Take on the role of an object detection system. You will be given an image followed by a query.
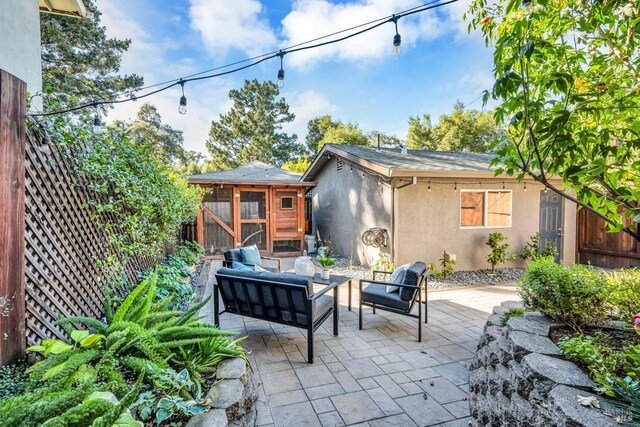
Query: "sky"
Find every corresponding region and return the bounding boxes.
[98,0,495,156]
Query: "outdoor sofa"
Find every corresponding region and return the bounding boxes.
[222,248,282,272]
[359,261,429,341]
[214,267,339,363]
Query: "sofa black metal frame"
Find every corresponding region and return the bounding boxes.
[214,268,339,363]
[222,248,282,272]
[358,262,429,342]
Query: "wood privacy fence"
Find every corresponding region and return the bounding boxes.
[577,209,640,269]
[1,70,166,364]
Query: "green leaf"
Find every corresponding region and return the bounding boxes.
[43,340,73,356]
[80,333,105,348]
[70,329,89,343]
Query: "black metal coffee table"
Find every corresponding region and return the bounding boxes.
[311,273,353,311]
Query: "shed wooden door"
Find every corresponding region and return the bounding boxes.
[271,189,303,254]
[238,189,268,251]
[539,190,563,262]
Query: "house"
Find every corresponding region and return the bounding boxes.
[1,0,90,110]
[301,144,577,271]
[188,161,315,257]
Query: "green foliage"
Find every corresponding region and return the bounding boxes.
[486,232,514,273]
[558,334,621,394]
[372,254,396,274]
[429,251,456,280]
[206,79,302,169]
[33,114,202,262]
[130,368,207,425]
[305,114,371,155]
[501,308,525,326]
[603,269,640,323]
[123,103,187,166]
[519,232,558,262]
[40,0,143,108]
[282,157,311,174]
[0,361,28,401]
[316,254,336,269]
[172,336,247,385]
[406,101,506,152]
[466,0,640,237]
[519,258,609,330]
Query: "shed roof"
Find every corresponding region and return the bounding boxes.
[302,144,498,180]
[188,160,310,186]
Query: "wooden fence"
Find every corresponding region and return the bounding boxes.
[577,209,640,268]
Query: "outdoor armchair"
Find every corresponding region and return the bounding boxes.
[214,267,339,363]
[359,262,429,342]
[222,248,282,272]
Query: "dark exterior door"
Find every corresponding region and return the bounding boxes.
[539,191,564,262]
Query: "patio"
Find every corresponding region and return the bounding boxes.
[198,260,520,427]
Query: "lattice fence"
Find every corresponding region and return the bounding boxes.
[24,126,159,345]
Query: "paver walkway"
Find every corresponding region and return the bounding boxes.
[198,261,520,427]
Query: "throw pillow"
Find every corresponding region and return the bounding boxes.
[386,263,410,293]
[240,245,262,267]
[231,261,253,271]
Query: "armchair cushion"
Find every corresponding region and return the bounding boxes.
[386,263,410,293]
[240,245,262,267]
[399,262,427,301]
[224,249,244,263]
[362,283,411,311]
[231,261,254,271]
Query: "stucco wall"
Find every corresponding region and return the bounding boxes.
[311,157,392,265]
[395,179,576,271]
[0,0,42,109]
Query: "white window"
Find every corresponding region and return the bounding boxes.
[460,190,512,228]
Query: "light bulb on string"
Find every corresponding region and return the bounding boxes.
[178,80,187,115]
[524,182,527,192]
[544,187,548,193]
[502,181,506,189]
[454,182,458,192]
[277,51,285,88]
[428,181,431,192]
[391,15,401,56]
[92,113,103,134]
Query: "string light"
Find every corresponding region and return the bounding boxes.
[391,15,402,55]
[454,182,458,192]
[502,181,506,189]
[92,113,102,134]
[524,181,527,192]
[178,80,187,115]
[544,187,548,193]
[30,0,460,118]
[428,181,431,192]
[277,51,285,88]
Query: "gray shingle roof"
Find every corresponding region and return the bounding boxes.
[188,161,302,183]
[329,144,495,172]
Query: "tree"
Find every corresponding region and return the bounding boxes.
[124,104,186,165]
[406,102,505,151]
[305,115,371,154]
[365,131,405,148]
[406,114,435,149]
[466,0,640,238]
[40,0,143,106]
[282,157,311,174]
[206,79,302,170]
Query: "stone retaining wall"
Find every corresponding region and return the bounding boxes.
[187,357,258,427]
[468,301,622,427]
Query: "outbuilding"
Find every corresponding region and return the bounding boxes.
[301,144,577,270]
[189,161,315,258]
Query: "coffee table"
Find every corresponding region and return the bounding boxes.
[311,273,353,311]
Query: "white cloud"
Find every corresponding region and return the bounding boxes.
[188,0,277,56]
[280,0,445,69]
[282,90,338,138]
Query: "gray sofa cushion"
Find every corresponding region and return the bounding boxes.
[215,268,321,327]
[399,262,427,301]
[362,283,411,311]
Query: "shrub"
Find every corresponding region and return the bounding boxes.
[518,258,609,330]
[486,232,514,273]
[429,251,456,280]
[603,269,640,323]
[519,232,558,262]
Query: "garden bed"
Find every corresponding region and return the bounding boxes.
[329,257,522,289]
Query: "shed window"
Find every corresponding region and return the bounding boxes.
[460,190,512,228]
[281,197,294,209]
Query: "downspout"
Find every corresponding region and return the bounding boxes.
[391,177,417,264]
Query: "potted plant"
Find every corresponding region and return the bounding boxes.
[316,254,335,280]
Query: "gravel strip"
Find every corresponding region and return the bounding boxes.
[328,257,523,290]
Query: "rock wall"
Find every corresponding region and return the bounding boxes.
[187,357,258,427]
[468,302,622,427]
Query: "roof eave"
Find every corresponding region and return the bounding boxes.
[302,144,392,181]
[188,179,315,187]
[39,0,92,19]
